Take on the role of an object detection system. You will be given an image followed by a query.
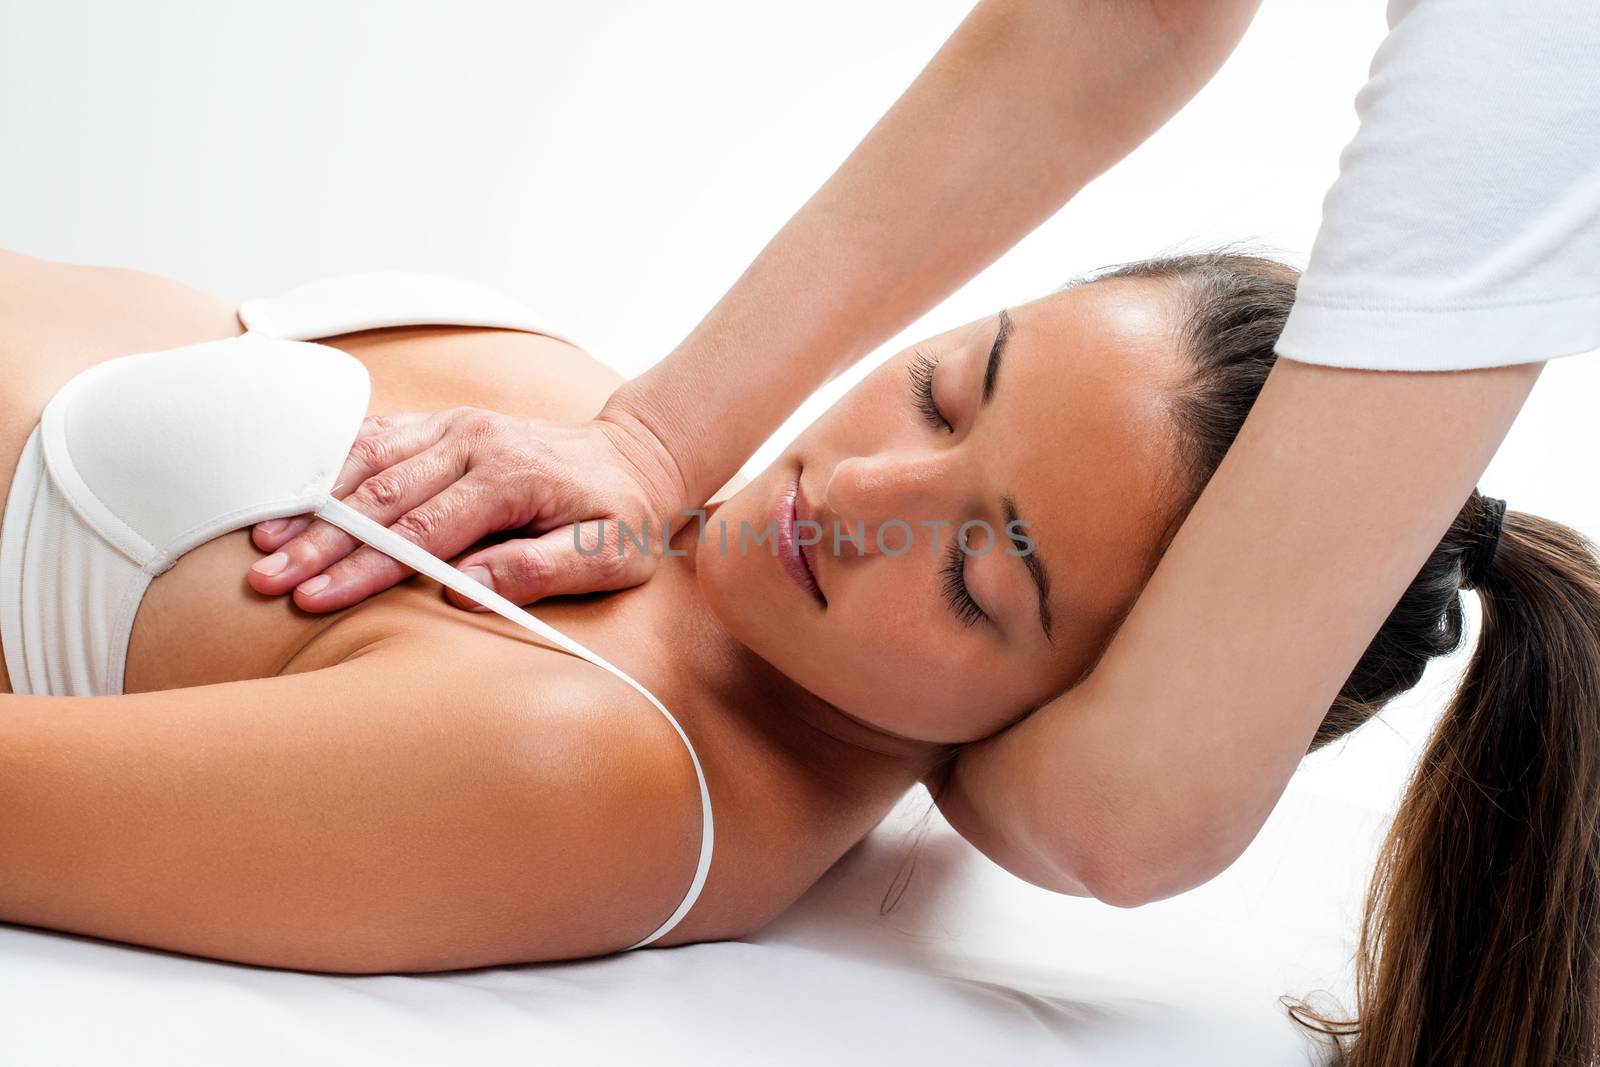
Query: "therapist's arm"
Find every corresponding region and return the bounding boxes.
[602,0,1262,511]
[255,0,1262,611]
[935,355,1545,905]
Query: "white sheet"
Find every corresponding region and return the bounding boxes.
[0,779,1382,1066]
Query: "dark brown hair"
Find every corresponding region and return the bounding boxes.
[1092,246,1600,1067]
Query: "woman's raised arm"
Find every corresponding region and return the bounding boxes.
[937,356,1545,904]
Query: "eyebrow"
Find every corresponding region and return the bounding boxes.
[981,308,1013,405]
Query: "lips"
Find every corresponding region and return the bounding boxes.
[773,469,826,607]
[793,481,825,592]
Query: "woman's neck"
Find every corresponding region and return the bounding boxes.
[655,505,950,792]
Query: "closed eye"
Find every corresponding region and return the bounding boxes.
[907,348,952,433]
[939,536,988,628]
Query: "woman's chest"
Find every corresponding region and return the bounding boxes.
[119,326,625,693]
[0,254,621,694]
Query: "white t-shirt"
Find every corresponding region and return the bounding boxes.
[1273,0,1600,372]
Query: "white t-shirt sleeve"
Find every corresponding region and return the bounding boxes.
[1274,0,1600,372]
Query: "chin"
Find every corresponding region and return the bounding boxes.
[693,532,785,663]
[692,534,743,633]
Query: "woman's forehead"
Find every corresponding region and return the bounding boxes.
[979,280,1189,657]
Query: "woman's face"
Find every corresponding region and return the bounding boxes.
[697,278,1189,744]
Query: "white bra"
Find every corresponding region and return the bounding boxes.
[0,270,713,951]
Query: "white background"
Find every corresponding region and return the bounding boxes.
[4,0,1597,820]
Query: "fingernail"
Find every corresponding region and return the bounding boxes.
[298,575,331,596]
[252,551,289,576]
[258,519,287,538]
[461,566,494,611]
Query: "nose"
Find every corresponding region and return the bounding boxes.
[821,448,953,555]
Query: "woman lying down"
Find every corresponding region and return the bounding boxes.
[3,247,1598,1051]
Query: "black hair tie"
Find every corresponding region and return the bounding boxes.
[1461,496,1507,592]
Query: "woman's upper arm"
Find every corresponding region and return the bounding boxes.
[938,354,1545,905]
[0,643,698,972]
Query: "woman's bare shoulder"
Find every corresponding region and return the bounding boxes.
[359,630,715,956]
[422,631,702,814]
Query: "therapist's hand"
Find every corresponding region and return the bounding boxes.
[245,406,690,612]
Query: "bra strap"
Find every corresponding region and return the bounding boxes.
[314,496,713,951]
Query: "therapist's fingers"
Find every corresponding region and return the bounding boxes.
[251,513,314,551]
[251,412,439,552]
[289,477,506,613]
[248,444,474,602]
[443,521,656,610]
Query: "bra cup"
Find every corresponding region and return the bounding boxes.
[41,334,371,567]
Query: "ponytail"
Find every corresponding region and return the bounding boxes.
[1296,505,1600,1067]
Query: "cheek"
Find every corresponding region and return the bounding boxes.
[699,525,1053,744]
[814,580,1031,742]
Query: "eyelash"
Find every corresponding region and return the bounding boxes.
[908,349,984,626]
[906,348,952,433]
[939,536,988,628]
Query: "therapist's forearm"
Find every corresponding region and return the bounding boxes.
[601,0,1261,507]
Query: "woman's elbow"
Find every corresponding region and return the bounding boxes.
[1058,814,1249,909]
[1077,859,1191,909]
